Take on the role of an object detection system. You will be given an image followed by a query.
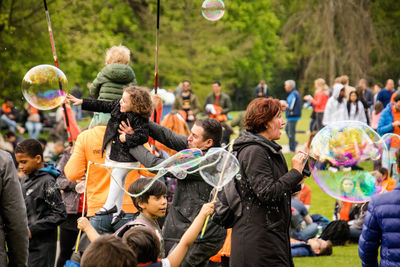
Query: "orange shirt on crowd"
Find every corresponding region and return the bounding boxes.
[299,184,312,207]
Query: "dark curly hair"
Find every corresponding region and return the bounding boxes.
[244,97,282,134]
[124,85,153,118]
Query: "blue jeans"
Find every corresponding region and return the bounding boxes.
[292,222,318,241]
[89,213,135,234]
[25,121,42,139]
[0,114,18,132]
[285,120,298,152]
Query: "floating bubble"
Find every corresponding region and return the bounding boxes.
[381,133,400,182]
[201,0,225,21]
[199,147,240,190]
[310,121,388,203]
[21,64,68,110]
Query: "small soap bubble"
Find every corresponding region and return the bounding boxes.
[21,64,68,110]
[201,0,225,21]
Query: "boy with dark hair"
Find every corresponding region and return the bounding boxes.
[15,138,66,267]
[81,234,137,267]
[291,237,333,257]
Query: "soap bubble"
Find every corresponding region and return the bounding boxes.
[202,0,225,21]
[310,121,388,203]
[199,147,240,190]
[21,64,68,110]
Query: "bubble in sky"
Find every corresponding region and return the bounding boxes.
[202,0,225,21]
[310,121,388,203]
[21,64,68,110]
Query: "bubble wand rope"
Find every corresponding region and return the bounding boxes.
[200,141,234,238]
[43,0,73,147]
[74,161,90,253]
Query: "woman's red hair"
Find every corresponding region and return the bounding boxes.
[244,97,282,134]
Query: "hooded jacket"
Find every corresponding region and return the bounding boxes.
[21,164,66,240]
[230,131,303,267]
[323,84,349,126]
[89,63,137,101]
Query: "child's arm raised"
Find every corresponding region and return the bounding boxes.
[167,202,215,267]
[77,217,100,242]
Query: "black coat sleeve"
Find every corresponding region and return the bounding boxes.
[0,152,29,267]
[82,98,116,113]
[125,116,150,148]
[239,145,303,205]
[148,121,188,151]
[129,145,165,168]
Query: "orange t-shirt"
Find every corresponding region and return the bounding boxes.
[391,105,400,147]
[210,228,232,262]
[299,184,312,206]
[383,177,396,192]
[65,126,152,217]
[339,202,352,221]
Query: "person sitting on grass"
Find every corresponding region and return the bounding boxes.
[80,234,137,267]
[291,237,333,257]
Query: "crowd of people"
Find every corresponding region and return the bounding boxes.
[0,44,400,267]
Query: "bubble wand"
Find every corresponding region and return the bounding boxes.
[200,141,234,238]
[43,0,73,147]
[74,161,90,254]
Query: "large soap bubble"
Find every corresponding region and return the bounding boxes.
[21,64,68,110]
[310,121,388,203]
[201,0,225,21]
[199,147,240,190]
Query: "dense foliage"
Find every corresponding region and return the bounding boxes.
[1,0,399,109]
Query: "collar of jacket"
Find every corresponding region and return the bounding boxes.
[233,130,282,154]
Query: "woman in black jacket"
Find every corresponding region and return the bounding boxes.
[230,98,306,267]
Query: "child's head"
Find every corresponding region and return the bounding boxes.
[15,139,44,175]
[105,45,130,65]
[53,140,65,155]
[37,138,47,151]
[4,130,16,142]
[81,234,137,267]
[374,101,384,114]
[122,226,160,264]
[128,178,167,218]
[349,91,358,103]
[307,237,333,256]
[120,85,153,118]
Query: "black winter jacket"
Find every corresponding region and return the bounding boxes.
[82,98,149,162]
[21,165,66,241]
[129,122,227,243]
[230,131,303,267]
[0,150,29,267]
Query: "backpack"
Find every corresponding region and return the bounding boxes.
[319,220,350,245]
[211,150,243,229]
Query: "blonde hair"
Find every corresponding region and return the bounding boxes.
[105,45,130,65]
[315,78,329,92]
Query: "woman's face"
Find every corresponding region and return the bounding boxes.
[342,179,355,194]
[266,112,286,140]
[350,92,357,103]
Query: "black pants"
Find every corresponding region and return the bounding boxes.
[56,214,80,267]
[29,236,57,267]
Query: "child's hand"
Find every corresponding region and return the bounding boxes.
[66,94,83,106]
[200,201,215,217]
[77,217,91,232]
[119,132,126,143]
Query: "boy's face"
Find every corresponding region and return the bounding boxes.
[139,195,167,220]
[15,153,42,176]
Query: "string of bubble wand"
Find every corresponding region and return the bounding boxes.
[74,161,90,253]
[200,141,234,238]
[43,0,73,146]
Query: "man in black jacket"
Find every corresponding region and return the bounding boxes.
[120,118,227,267]
[15,139,66,267]
[0,150,29,267]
